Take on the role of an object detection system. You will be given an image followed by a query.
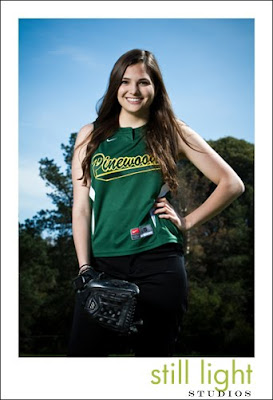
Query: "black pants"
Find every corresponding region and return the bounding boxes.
[68,243,188,357]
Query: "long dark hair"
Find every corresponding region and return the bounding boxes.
[78,49,190,192]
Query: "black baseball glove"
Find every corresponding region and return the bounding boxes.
[73,267,140,335]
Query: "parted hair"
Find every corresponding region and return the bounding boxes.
[77,49,190,192]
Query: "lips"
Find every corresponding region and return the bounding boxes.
[126,97,142,104]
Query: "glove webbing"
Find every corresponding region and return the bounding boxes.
[84,287,138,333]
[73,268,140,334]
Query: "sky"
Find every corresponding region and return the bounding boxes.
[19,18,254,222]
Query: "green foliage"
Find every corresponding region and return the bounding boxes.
[19,226,57,350]
[19,134,78,355]
[19,134,254,356]
[176,136,254,356]
[36,132,77,236]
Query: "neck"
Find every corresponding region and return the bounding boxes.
[119,110,149,128]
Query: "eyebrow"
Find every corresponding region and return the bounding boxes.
[122,77,151,82]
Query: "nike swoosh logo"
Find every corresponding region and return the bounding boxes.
[106,137,117,142]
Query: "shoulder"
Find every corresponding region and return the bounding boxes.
[176,119,195,139]
[175,119,216,160]
[175,119,199,157]
[73,123,94,163]
[76,123,94,143]
[74,123,94,152]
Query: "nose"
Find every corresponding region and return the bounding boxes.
[129,82,140,95]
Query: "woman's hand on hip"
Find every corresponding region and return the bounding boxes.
[153,197,187,232]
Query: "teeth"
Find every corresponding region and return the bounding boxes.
[127,98,141,102]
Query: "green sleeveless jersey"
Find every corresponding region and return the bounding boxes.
[89,124,183,257]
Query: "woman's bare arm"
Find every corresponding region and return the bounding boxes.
[71,123,94,268]
[154,123,245,231]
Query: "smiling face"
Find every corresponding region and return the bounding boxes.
[117,62,155,121]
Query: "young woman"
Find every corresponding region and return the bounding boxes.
[68,49,245,357]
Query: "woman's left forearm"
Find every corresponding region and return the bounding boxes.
[183,178,245,231]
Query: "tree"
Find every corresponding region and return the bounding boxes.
[19,133,78,355]
[175,137,254,356]
[19,134,254,356]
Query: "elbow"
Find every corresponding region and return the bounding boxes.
[237,179,245,196]
[72,204,91,219]
[228,176,245,198]
[219,174,245,199]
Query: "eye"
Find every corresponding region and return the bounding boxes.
[120,80,129,85]
[139,80,150,86]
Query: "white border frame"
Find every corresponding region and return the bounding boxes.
[1,2,272,399]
